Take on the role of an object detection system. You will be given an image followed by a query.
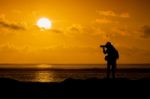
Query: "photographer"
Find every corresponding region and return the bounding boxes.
[100,42,119,79]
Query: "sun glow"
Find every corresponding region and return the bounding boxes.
[37,18,52,29]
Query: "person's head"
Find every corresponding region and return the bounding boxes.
[105,42,112,48]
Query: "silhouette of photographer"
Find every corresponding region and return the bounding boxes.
[100,42,119,79]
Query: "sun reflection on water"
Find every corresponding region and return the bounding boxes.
[36,64,53,68]
[34,71,54,82]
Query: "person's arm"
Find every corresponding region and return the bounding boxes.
[103,47,107,54]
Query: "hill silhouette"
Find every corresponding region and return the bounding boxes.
[0,78,149,98]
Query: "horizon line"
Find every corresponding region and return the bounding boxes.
[0,63,150,65]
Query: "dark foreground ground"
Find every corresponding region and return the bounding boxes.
[0,78,149,98]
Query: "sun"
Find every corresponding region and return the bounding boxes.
[37,18,52,30]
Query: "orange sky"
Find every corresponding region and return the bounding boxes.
[0,0,150,64]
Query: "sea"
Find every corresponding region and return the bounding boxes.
[0,64,150,82]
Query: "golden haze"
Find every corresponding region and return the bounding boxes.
[0,0,150,64]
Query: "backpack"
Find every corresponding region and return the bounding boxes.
[114,49,119,59]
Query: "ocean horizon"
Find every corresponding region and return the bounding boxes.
[0,64,150,69]
[0,64,150,82]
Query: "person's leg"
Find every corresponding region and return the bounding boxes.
[112,61,117,79]
[107,63,111,79]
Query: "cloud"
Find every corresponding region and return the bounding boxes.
[70,27,80,32]
[0,43,20,55]
[120,13,130,18]
[67,24,82,34]
[141,25,150,38]
[98,10,130,18]
[50,29,63,34]
[67,24,99,37]
[0,21,25,30]
[95,18,112,24]
[98,10,116,17]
